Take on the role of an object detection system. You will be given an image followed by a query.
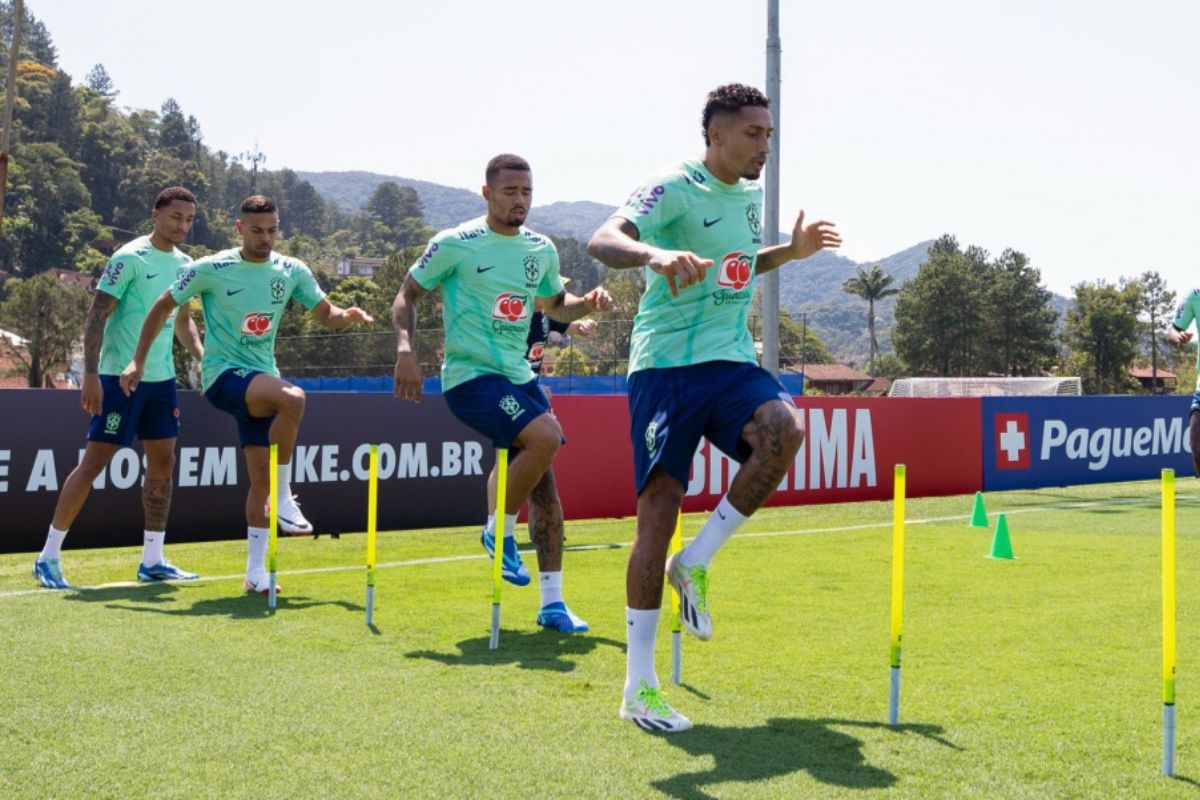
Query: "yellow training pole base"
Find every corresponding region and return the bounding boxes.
[268,443,279,610]
[490,447,508,650]
[670,510,683,684]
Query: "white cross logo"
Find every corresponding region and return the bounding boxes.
[999,420,1026,462]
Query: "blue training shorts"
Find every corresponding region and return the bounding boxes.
[205,368,273,447]
[444,374,553,449]
[86,376,179,447]
[627,360,796,494]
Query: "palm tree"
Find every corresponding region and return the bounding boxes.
[842,265,899,375]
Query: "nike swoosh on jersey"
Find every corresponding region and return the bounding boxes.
[226,289,245,296]
[476,265,496,273]
[146,273,159,279]
[703,218,722,227]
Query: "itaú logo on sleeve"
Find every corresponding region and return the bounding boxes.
[240,311,275,337]
[491,292,530,333]
[994,413,1030,470]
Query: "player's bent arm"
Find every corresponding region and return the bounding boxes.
[120,291,180,395]
[1167,325,1194,348]
[756,211,842,275]
[172,303,203,360]
[311,298,375,331]
[587,218,653,269]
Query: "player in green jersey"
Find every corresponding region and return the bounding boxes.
[122,196,374,594]
[33,187,204,590]
[1167,288,1200,476]
[393,154,612,631]
[588,84,842,731]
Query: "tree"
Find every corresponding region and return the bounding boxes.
[773,310,831,367]
[842,264,898,375]
[1130,270,1177,393]
[1063,280,1141,394]
[0,273,89,386]
[893,236,980,376]
[981,249,1058,375]
[158,98,193,161]
[84,63,117,98]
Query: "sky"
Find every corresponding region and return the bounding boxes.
[30,0,1200,297]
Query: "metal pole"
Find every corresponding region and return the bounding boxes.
[761,0,782,375]
[0,0,25,236]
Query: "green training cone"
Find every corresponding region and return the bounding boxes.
[969,491,989,528]
[988,513,1015,559]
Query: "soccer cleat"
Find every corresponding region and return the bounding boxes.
[243,573,281,595]
[480,529,531,586]
[620,680,693,733]
[666,553,713,640]
[536,601,589,633]
[273,495,313,536]
[33,559,70,590]
[136,560,199,582]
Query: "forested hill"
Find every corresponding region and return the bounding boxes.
[297,170,614,242]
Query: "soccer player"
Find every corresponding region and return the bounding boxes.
[393,154,612,632]
[483,291,600,537]
[587,84,842,731]
[121,195,374,594]
[1167,288,1200,476]
[33,187,203,590]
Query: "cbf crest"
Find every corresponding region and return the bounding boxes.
[105,412,122,435]
[523,255,540,283]
[499,394,524,420]
[270,277,286,302]
[745,203,762,237]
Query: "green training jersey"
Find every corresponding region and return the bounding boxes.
[612,159,764,374]
[410,217,564,391]
[170,248,325,391]
[1172,287,1200,391]
[96,235,191,381]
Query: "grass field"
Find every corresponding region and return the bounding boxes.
[2,479,1199,799]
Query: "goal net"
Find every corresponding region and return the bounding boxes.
[888,376,1082,397]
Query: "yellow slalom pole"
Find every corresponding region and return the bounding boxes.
[268,443,279,610]
[489,448,508,650]
[670,509,683,684]
[365,444,379,628]
[1162,468,1177,776]
[888,463,906,726]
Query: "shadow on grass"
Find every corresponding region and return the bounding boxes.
[651,718,959,799]
[63,583,363,620]
[406,628,624,672]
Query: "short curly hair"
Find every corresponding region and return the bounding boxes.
[701,83,770,145]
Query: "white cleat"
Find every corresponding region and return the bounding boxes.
[620,680,693,733]
[243,573,281,595]
[271,494,313,536]
[666,553,713,641]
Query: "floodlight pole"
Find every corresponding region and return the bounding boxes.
[762,0,782,375]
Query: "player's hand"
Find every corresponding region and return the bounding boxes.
[1167,327,1193,349]
[343,307,375,326]
[788,211,842,260]
[119,361,143,397]
[648,249,713,297]
[570,319,599,339]
[393,351,423,404]
[583,287,614,313]
[80,374,103,415]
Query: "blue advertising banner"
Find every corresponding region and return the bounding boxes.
[982,396,1195,490]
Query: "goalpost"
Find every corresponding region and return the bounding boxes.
[888,377,1082,397]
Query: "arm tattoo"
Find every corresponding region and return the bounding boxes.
[83,293,118,374]
[588,220,650,269]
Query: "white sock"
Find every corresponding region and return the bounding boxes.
[277,461,293,504]
[40,526,68,561]
[247,526,268,576]
[682,495,747,568]
[539,571,563,607]
[142,530,165,567]
[624,607,661,698]
[502,513,518,540]
[484,514,496,536]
